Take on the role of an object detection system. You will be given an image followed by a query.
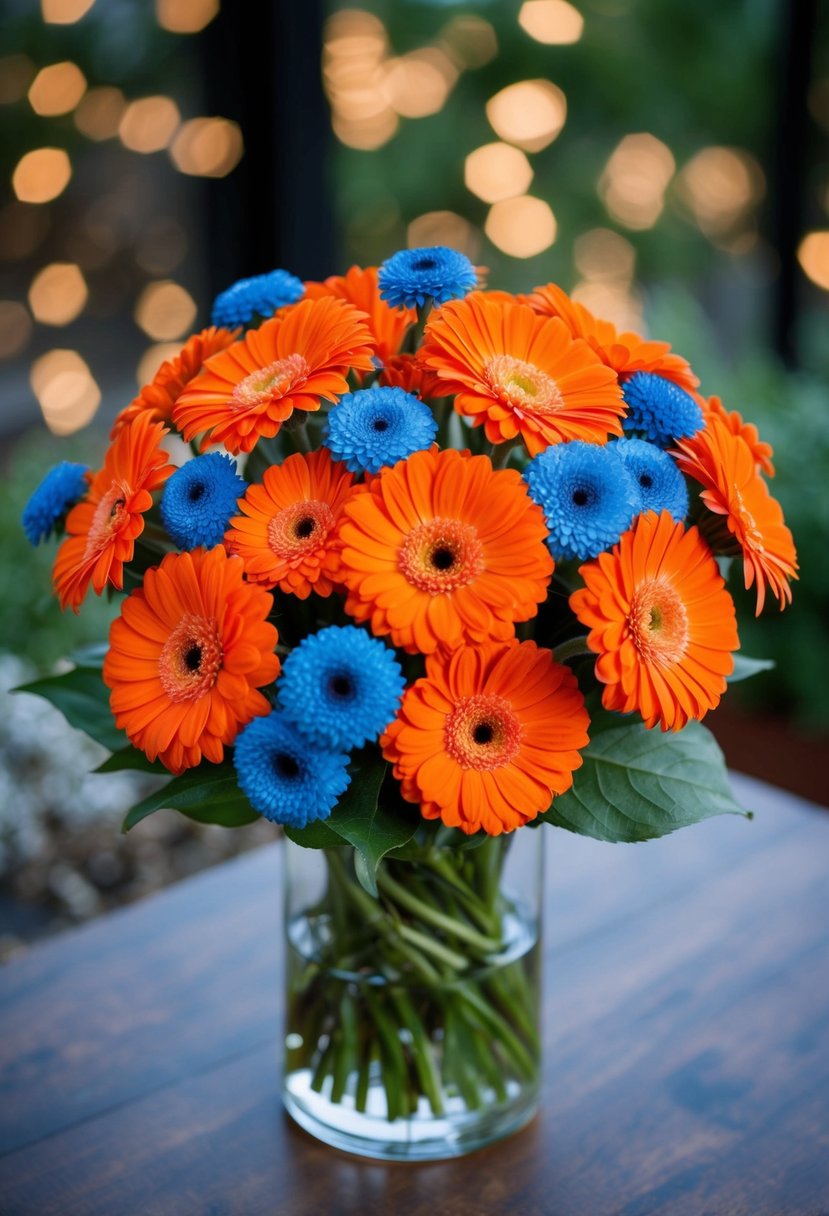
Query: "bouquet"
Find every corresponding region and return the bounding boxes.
[20,247,798,1157]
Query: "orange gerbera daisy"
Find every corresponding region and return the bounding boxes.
[304,265,415,366]
[111,326,240,437]
[702,395,775,477]
[381,640,590,835]
[420,292,625,456]
[226,449,356,598]
[527,283,699,394]
[337,446,553,654]
[570,510,740,731]
[378,353,448,399]
[172,296,375,454]
[673,415,797,614]
[53,414,174,612]
[103,546,280,775]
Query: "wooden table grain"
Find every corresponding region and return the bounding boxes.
[1,772,828,1216]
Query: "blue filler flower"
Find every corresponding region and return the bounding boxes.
[279,625,405,751]
[211,269,304,328]
[234,711,351,828]
[324,386,437,474]
[524,441,638,562]
[160,453,246,550]
[378,246,477,309]
[22,461,89,545]
[622,371,703,447]
[612,437,689,522]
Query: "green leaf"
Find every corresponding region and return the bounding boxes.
[545,719,748,843]
[324,752,417,896]
[95,747,169,775]
[284,820,344,849]
[727,654,775,682]
[68,641,109,669]
[13,667,124,753]
[122,763,259,832]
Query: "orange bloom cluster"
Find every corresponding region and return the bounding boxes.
[702,395,775,478]
[420,292,625,455]
[382,640,589,834]
[571,511,739,731]
[103,546,279,774]
[111,327,239,437]
[673,415,797,614]
[337,446,553,654]
[53,413,174,612]
[227,449,355,599]
[303,265,415,367]
[173,296,375,454]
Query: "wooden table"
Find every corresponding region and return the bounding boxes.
[1,773,828,1216]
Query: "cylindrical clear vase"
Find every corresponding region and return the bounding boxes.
[281,827,543,1161]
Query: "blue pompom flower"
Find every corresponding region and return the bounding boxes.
[211,269,304,328]
[279,625,405,751]
[622,372,703,446]
[524,441,638,561]
[378,246,477,309]
[233,711,351,828]
[324,386,438,474]
[22,461,89,545]
[160,453,246,550]
[612,437,689,522]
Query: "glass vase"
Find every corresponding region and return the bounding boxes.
[281,826,543,1161]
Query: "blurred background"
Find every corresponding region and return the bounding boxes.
[1,0,827,951]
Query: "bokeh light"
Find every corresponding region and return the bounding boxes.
[0,301,33,360]
[119,96,180,153]
[599,133,675,230]
[74,86,126,140]
[155,0,218,34]
[797,231,829,291]
[384,49,456,119]
[573,228,636,282]
[518,0,584,45]
[678,146,765,236]
[465,142,534,204]
[30,349,101,434]
[28,62,87,117]
[12,149,72,205]
[486,80,567,153]
[169,118,244,176]
[28,263,88,326]
[440,15,498,69]
[0,55,35,104]
[0,203,50,261]
[407,211,479,260]
[485,196,557,258]
[324,9,396,149]
[136,342,182,386]
[134,281,197,340]
[41,0,96,22]
[571,280,643,332]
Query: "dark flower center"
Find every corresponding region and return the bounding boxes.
[431,546,455,571]
[473,722,494,745]
[372,417,389,432]
[639,473,653,489]
[412,256,437,271]
[188,482,206,502]
[184,644,202,672]
[294,516,316,539]
[329,674,355,700]
[572,488,590,507]
[274,752,300,780]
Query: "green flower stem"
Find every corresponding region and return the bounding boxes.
[364,988,407,1121]
[377,869,503,956]
[396,923,469,973]
[355,1040,373,1113]
[405,298,433,353]
[490,438,520,470]
[554,634,594,663]
[390,990,445,1116]
[457,986,537,1082]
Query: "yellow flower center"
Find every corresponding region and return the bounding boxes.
[83,481,128,560]
[267,499,334,560]
[629,577,689,667]
[444,694,521,771]
[159,614,223,702]
[484,354,564,417]
[231,353,309,410]
[398,517,485,595]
